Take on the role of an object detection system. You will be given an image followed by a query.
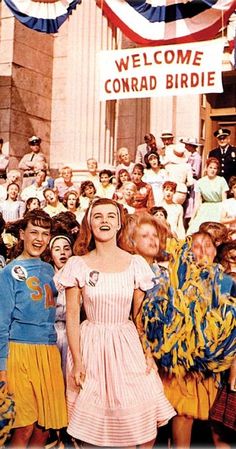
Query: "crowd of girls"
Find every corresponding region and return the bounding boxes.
[0,197,235,449]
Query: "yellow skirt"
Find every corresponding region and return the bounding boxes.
[162,373,219,420]
[7,342,68,429]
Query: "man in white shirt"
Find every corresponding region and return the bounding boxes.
[85,158,100,189]
[54,166,80,201]
[116,147,135,176]
[135,133,161,166]
[164,143,194,205]
[21,169,47,205]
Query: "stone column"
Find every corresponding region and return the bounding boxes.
[51,0,118,173]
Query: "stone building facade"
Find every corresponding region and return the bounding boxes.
[0,0,235,176]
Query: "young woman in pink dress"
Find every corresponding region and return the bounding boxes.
[55,198,175,448]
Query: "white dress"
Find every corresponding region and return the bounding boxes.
[56,254,176,447]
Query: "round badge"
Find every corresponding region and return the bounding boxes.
[86,270,100,287]
[139,187,147,195]
[11,265,28,281]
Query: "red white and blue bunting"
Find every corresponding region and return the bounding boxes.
[3,0,82,33]
[97,0,236,45]
[3,0,236,43]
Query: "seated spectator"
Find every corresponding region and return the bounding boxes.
[33,161,54,189]
[180,137,202,180]
[116,181,137,214]
[5,169,21,187]
[21,169,47,205]
[143,151,167,206]
[43,188,67,217]
[63,190,84,224]
[85,158,100,189]
[187,158,229,235]
[0,137,9,184]
[24,197,41,215]
[113,169,131,201]
[150,206,168,221]
[131,163,154,213]
[79,180,96,211]
[0,183,25,222]
[115,147,135,176]
[1,170,22,201]
[164,143,194,205]
[220,176,236,230]
[149,206,173,237]
[54,166,80,201]
[180,138,203,229]
[159,130,175,162]
[96,169,115,199]
[159,181,185,239]
[135,133,160,166]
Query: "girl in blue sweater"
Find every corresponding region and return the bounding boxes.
[0,210,67,447]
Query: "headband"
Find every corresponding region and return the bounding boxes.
[49,235,72,250]
[87,200,121,231]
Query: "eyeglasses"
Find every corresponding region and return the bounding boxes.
[30,141,40,146]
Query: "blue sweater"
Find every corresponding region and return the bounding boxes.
[0,258,57,370]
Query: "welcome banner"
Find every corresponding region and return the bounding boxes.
[99,39,224,101]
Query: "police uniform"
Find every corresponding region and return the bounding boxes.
[209,128,236,183]
[18,136,46,188]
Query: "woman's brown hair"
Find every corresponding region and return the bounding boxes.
[73,198,126,256]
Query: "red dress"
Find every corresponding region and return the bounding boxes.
[133,181,154,212]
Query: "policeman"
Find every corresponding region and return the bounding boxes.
[209,128,236,183]
[18,136,47,188]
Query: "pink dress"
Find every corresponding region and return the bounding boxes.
[56,254,176,447]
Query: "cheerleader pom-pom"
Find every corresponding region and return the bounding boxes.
[0,381,15,446]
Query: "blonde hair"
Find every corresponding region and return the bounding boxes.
[120,212,172,261]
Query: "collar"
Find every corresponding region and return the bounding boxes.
[220,145,229,154]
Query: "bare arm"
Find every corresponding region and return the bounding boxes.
[189,191,202,222]
[133,288,145,322]
[66,286,85,387]
[133,289,157,374]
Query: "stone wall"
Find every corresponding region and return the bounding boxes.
[0,2,54,169]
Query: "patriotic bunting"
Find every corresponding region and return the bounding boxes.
[3,0,82,33]
[97,0,236,45]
